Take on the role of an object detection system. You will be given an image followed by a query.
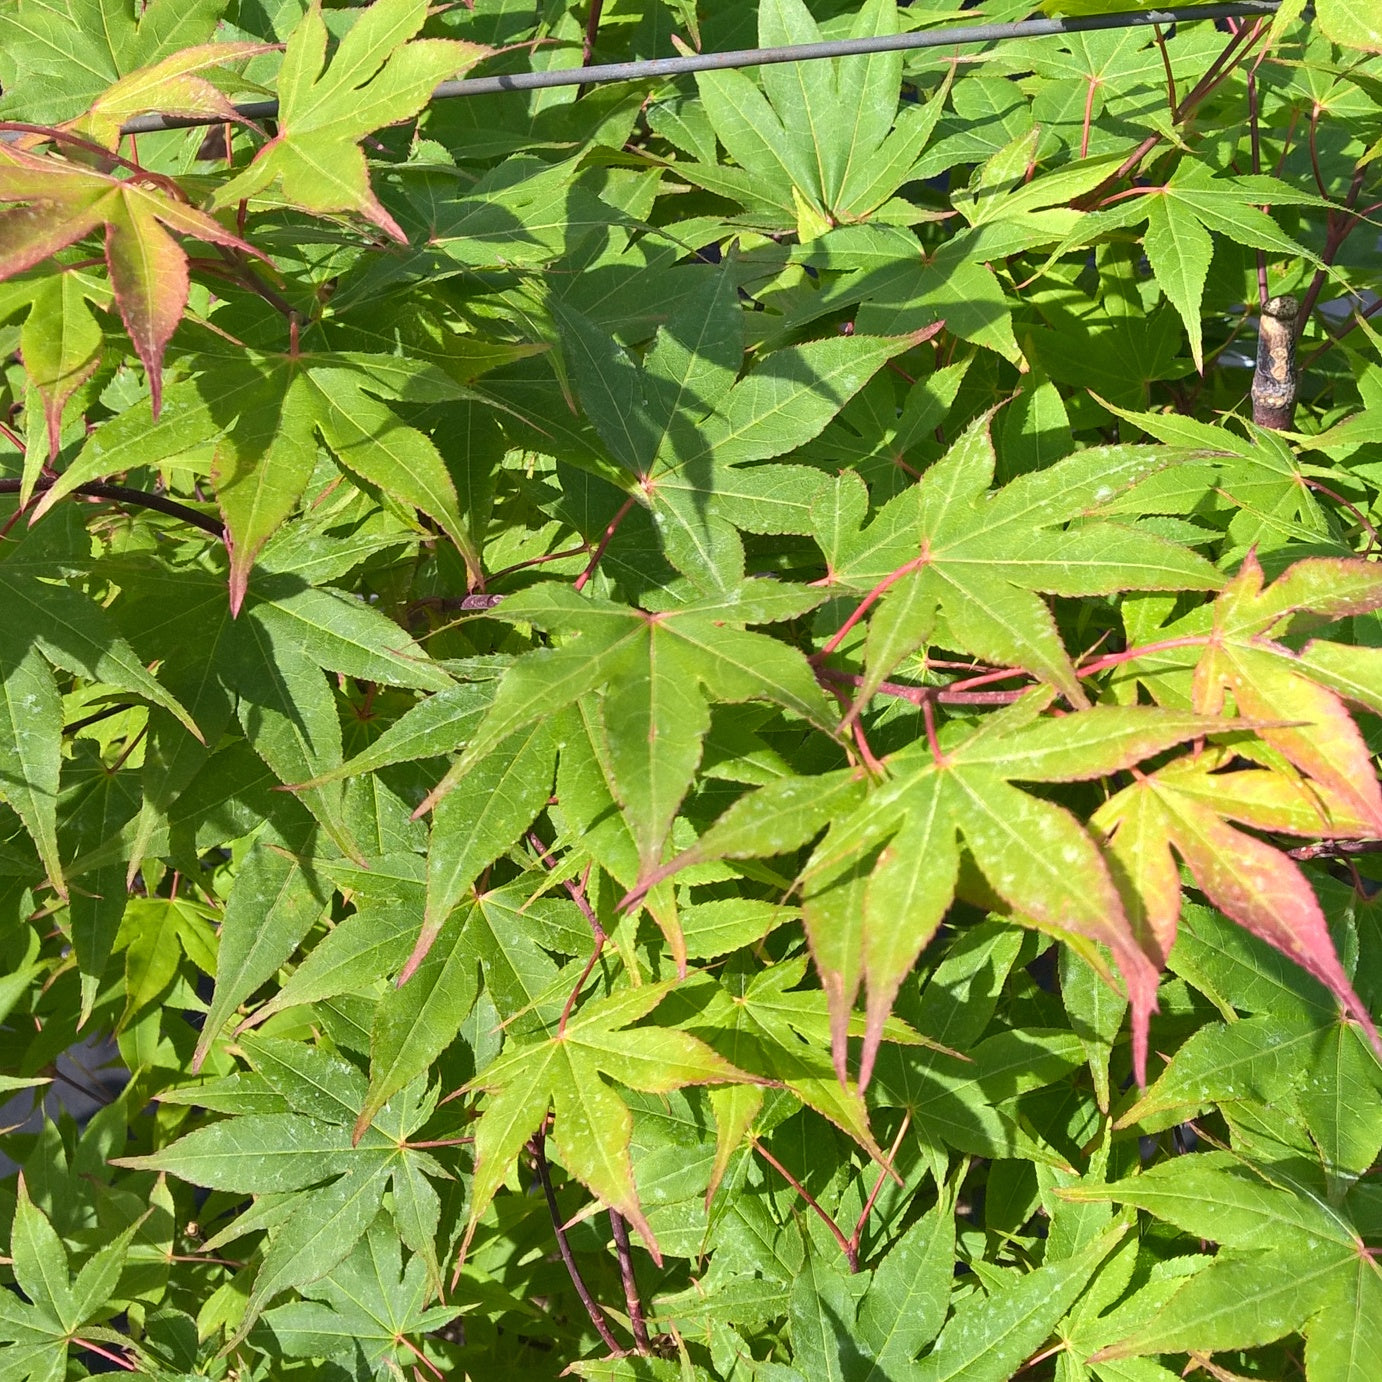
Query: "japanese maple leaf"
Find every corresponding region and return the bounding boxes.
[67,43,273,150]
[32,347,487,610]
[0,1177,142,1380]
[821,416,1222,708]
[0,0,228,126]
[1040,163,1327,371]
[633,701,1230,1089]
[464,981,755,1263]
[260,1223,460,1374]
[552,276,932,579]
[0,143,263,413]
[1103,552,1382,839]
[1092,746,1380,1050]
[213,0,487,241]
[119,1038,454,1331]
[422,579,835,877]
[1063,1154,1382,1373]
[660,959,923,1202]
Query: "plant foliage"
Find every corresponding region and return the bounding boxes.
[0,0,1381,1377]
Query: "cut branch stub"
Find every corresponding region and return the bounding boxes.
[1251,294,1299,430]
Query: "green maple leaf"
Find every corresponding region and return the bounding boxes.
[660,957,918,1200]
[0,1176,141,1380]
[1044,163,1327,370]
[464,980,755,1263]
[424,580,834,880]
[213,0,487,241]
[555,272,927,581]
[260,1221,459,1372]
[1065,1153,1382,1378]
[103,540,453,873]
[1094,401,1340,556]
[36,346,488,607]
[0,265,109,466]
[682,0,947,231]
[0,0,226,125]
[0,513,200,897]
[118,1036,452,1328]
[0,143,264,413]
[637,702,1231,1089]
[819,417,1221,708]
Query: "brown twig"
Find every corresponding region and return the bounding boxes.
[1079,20,1265,208]
[0,477,225,538]
[575,495,637,592]
[849,1111,911,1258]
[609,1210,652,1353]
[529,834,606,1034]
[1287,839,1382,861]
[1251,295,1300,430]
[752,1136,858,1271]
[531,1128,622,1353]
[1302,477,1381,557]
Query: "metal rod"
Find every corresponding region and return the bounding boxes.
[118,2,1282,135]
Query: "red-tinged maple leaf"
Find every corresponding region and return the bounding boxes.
[0,143,265,414]
[211,0,487,242]
[1191,552,1382,836]
[66,43,274,150]
[1093,747,1380,1051]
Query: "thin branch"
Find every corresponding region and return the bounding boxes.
[812,554,927,664]
[609,1210,652,1354]
[1302,477,1381,557]
[0,478,225,538]
[528,834,606,1035]
[850,1111,911,1257]
[71,1340,135,1373]
[816,666,1027,708]
[575,495,637,592]
[1152,23,1177,117]
[1302,293,1382,368]
[752,1137,858,1272]
[1287,839,1382,861]
[531,1128,622,1354]
[63,702,136,736]
[1245,57,1269,309]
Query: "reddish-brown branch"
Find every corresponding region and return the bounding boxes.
[1152,24,1177,118]
[529,834,606,1034]
[752,1137,858,1272]
[812,555,928,664]
[490,543,590,581]
[1076,635,1209,677]
[1303,478,1381,557]
[0,123,182,193]
[532,1128,622,1353]
[575,495,637,592]
[1287,839,1382,861]
[850,1111,911,1256]
[816,666,1027,708]
[1079,20,1265,207]
[71,1341,136,1373]
[1245,58,1269,309]
[1296,163,1369,343]
[558,938,604,1036]
[395,1333,444,1381]
[0,478,225,538]
[609,1210,652,1353]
